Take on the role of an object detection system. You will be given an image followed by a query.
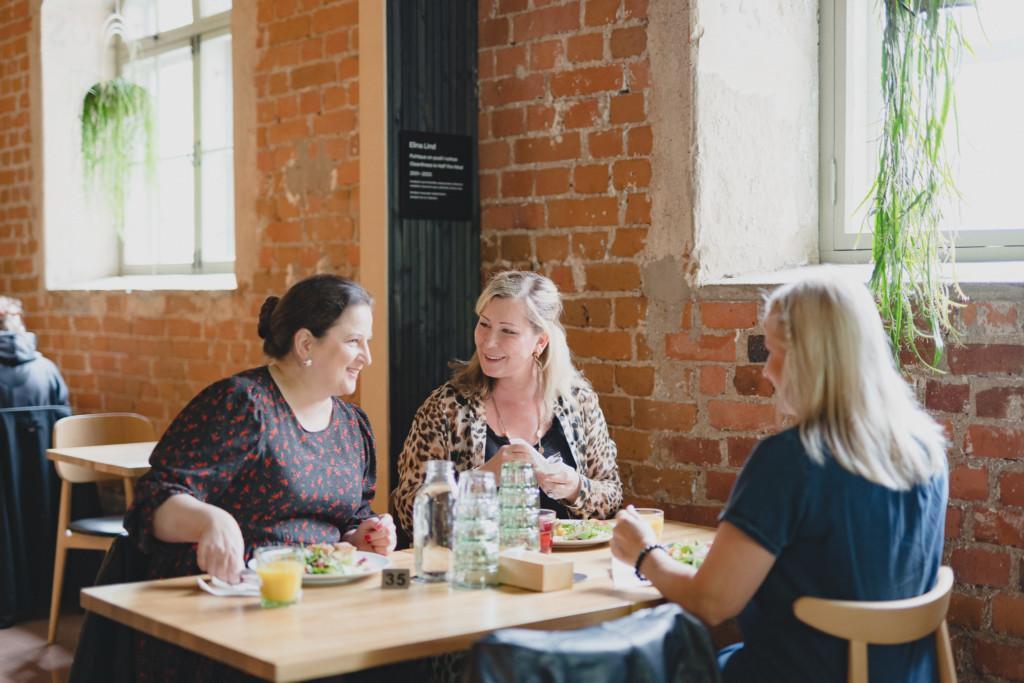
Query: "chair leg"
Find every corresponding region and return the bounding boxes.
[848,641,868,683]
[937,620,957,683]
[47,535,67,645]
[47,481,72,645]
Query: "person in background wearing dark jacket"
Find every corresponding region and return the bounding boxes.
[0,296,69,409]
[0,296,70,629]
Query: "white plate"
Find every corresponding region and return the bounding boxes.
[552,520,614,548]
[247,551,390,586]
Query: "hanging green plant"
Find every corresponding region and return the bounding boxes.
[868,0,968,369]
[80,77,156,237]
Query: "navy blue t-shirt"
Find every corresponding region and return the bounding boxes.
[719,427,948,683]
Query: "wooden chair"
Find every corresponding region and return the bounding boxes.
[47,412,155,644]
[793,566,957,683]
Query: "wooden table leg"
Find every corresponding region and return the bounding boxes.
[123,478,135,509]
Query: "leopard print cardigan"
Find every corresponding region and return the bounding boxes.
[392,379,623,534]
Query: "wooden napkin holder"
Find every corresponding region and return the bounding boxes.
[498,549,573,592]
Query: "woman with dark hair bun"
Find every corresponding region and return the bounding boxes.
[120,273,396,681]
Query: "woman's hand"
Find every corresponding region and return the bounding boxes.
[611,506,658,568]
[347,514,397,555]
[535,462,582,503]
[477,439,546,483]
[195,506,246,583]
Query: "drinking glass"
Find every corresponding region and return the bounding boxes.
[538,509,556,553]
[451,471,500,589]
[254,546,304,608]
[634,508,665,541]
[499,461,539,551]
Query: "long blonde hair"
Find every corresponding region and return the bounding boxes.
[451,271,584,419]
[764,269,947,490]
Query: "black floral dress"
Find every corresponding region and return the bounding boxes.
[122,366,378,682]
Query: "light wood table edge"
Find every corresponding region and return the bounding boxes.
[272,601,668,682]
[81,582,668,682]
[45,441,156,478]
[80,587,278,681]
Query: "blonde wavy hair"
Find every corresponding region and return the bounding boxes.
[451,270,585,420]
[764,269,947,490]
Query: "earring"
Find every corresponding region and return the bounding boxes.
[302,358,313,367]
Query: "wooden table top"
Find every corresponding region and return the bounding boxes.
[46,441,156,478]
[81,520,715,682]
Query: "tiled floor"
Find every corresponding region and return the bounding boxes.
[0,613,82,683]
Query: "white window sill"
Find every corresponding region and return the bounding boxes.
[52,273,237,292]
[703,262,1024,298]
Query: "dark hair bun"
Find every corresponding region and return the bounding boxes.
[259,275,372,360]
[257,296,280,339]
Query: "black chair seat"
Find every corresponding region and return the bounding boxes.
[68,515,126,537]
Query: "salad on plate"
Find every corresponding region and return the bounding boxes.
[553,519,614,544]
[665,540,711,568]
[303,542,368,576]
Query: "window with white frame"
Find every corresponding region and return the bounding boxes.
[119,0,234,274]
[821,0,1024,263]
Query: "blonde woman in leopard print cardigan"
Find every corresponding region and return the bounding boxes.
[393,271,622,534]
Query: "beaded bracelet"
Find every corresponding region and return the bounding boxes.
[634,543,666,580]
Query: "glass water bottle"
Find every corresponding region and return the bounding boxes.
[413,460,458,582]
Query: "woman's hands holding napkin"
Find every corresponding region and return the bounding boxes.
[196,506,246,583]
[346,514,397,555]
[534,460,581,503]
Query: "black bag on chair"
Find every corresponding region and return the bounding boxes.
[464,603,722,683]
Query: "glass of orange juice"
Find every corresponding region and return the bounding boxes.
[254,546,304,608]
[633,508,664,541]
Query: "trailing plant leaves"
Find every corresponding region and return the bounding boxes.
[869,0,967,370]
[81,77,156,237]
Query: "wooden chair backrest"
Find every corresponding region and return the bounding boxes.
[52,413,156,483]
[793,566,956,683]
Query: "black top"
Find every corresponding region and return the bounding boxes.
[719,427,947,683]
[485,420,577,519]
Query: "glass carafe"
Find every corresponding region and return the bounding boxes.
[413,460,458,582]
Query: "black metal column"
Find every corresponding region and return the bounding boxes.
[386,0,480,523]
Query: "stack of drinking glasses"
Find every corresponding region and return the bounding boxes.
[451,470,500,589]
[498,461,540,551]
[413,460,458,582]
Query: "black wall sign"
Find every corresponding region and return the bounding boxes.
[398,130,473,221]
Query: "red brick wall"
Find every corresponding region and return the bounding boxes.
[0,0,361,432]
[477,1,1024,680]
[2,0,1022,679]
[0,2,32,302]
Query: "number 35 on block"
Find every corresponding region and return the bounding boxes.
[381,568,411,589]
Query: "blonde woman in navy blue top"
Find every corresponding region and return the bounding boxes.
[612,269,949,683]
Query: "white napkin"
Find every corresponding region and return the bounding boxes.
[197,573,261,597]
[611,555,652,588]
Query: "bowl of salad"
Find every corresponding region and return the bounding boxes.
[552,519,615,548]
